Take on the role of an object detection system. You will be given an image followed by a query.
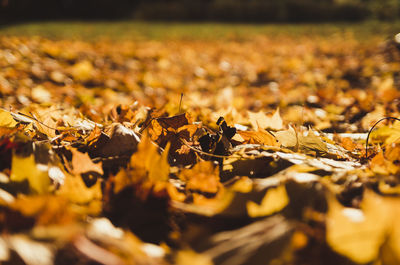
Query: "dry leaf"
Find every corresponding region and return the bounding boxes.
[70,148,103,175]
[179,161,220,194]
[57,173,102,204]
[0,109,18,128]
[326,191,388,264]
[247,108,283,131]
[238,129,279,146]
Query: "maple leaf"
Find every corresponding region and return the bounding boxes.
[70,148,103,176]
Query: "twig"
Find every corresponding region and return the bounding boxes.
[178,93,183,113]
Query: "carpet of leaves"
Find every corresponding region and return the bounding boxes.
[1,34,400,265]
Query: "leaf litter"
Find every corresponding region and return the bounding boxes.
[0,34,399,264]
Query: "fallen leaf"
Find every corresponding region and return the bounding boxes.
[298,128,328,155]
[10,154,50,194]
[130,134,170,183]
[247,108,283,131]
[0,109,17,128]
[238,128,279,146]
[57,173,102,204]
[326,191,388,264]
[70,148,103,176]
[246,185,289,217]
[179,161,220,194]
[275,126,298,149]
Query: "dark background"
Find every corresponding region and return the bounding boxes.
[0,0,398,24]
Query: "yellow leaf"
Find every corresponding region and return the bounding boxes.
[130,134,170,183]
[57,173,102,204]
[0,109,17,128]
[148,143,170,182]
[326,191,389,264]
[10,154,50,194]
[246,185,289,218]
[275,126,298,149]
[369,152,399,175]
[247,108,283,131]
[370,121,400,145]
[11,195,76,225]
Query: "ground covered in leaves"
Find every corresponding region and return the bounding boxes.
[1,32,400,265]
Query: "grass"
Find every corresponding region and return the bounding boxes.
[1,20,400,41]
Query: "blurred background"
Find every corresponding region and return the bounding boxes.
[0,0,399,24]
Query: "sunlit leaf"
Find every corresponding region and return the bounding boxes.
[10,154,50,194]
[326,191,389,264]
[246,185,289,217]
[0,109,18,128]
[57,173,102,204]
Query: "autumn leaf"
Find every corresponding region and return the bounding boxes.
[247,108,283,131]
[70,148,103,176]
[57,173,102,205]
[246,185,289,218]
[237,128,279,146]
[10,154,50,194]
[1,29,400,265]
[0,109,18,128]
[326,190,390,264]
[275,126,298,149]
[179,161,220,194]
